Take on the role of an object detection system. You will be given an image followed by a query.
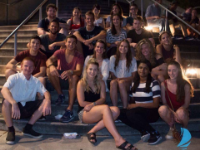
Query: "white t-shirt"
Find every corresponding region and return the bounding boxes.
[3,72,47,106]
[84,55,110,91]
[94,17,103,26]
[109,55,137,78]
[106,15,127,27]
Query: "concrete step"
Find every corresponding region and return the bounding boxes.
[0,65,6,74]
[0,114,199,135]
[0,56,13,65]
[0,48,25,56]
[0,24,38,30]
[0,37,32,43]
[0,42,27,49]
[0,30,37,37]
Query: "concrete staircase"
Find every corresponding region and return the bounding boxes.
[0,0,200,137]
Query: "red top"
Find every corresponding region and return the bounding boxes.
[53,49,84,71]
[164,81,184,111]
[15,50,47,75]
[69,17,84,30]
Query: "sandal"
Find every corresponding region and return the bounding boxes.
[86,133,97,144]
[117,141,138,150]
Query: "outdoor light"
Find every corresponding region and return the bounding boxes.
[144,26,153,31]
[185,68,198,78]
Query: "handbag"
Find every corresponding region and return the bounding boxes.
[164,83,182,142]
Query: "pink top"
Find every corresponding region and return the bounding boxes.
[164,81,184,111]
[53,49,84,71]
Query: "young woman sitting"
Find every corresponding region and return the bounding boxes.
[136,39,167,83]
[92,4,105,28]
[77,58,137,150]
[119,60,162,145]
[110,39,137,108]
[106,14,127,58]
[158,61,194,140]
[156,31,181,64]
[84,40,109,91]
[67,7,84,34]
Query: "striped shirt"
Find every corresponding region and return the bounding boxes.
[130,79,161,103]
[106,28,127,44]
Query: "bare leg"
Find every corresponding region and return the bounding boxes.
[2,99,13,127]
[28,101,46,125]
[110,79,118,106]
[82,105,127,147]
[47,68,62,95]
[169,20,175,36]
[175,107,189,128]
[118,80,130,109]
[67,75,79,111]
[87,106,120,134]
[5,69,16,80]
[158,105,174,127]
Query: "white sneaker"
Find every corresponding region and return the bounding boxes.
[165,128,174,140]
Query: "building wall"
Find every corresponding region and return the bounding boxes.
[0,0,56,25]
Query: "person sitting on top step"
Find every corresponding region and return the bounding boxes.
[5,35,47,85]
[1,57,51,145]
[46,35,84,123]
[37,4,68,36]
[74,11,106,58]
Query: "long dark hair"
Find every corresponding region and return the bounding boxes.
[110,3,123,16]
[167,61,194,102]
[111,14,122,35]
[93,40,107,59]
[131,60,152,93]
[71,7,84,27]
[114,39,132,71]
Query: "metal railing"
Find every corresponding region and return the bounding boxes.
[151,0,200,35]
[0,0,48,56]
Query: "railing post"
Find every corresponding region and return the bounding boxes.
[165,10,168,31]
[14,32,17,56]
[56,0,58,17]
[141,0,143,18]
[39,7,42,22]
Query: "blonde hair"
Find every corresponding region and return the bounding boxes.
[136,39,156,67]
[81,58,101,93]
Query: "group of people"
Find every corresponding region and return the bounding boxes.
[1,2,195,150]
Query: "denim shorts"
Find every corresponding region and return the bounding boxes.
[78,109,84,123]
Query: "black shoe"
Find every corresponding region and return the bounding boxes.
[23,128,43,139]
[6,131,15,145]
[56,94,65,105]
[148,131,162,145]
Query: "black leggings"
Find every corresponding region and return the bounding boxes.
[118,107,159,134]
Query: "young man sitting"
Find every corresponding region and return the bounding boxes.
[1,57,51,145]
[46,35,84,123]
[40,19,66,58]
[74,11,106,58]
[5,36,47,85]
[127,16,155,50]
[37,4,67,36]
[126,3,139,31]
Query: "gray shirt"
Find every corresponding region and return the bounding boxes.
[40,33,66,58]
[145,4,161,23]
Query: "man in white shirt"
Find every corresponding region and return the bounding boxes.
[1,57,51,145]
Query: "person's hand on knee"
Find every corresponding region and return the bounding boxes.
[12,103,20,120]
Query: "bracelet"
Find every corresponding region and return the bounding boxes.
[47,64,54,68]
[70,70,73,75]
[93,102,96,106]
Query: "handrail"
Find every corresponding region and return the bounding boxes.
[151,0,200,35]
[0,0,48,50]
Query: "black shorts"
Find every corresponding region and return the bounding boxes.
[2,99,43,119]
